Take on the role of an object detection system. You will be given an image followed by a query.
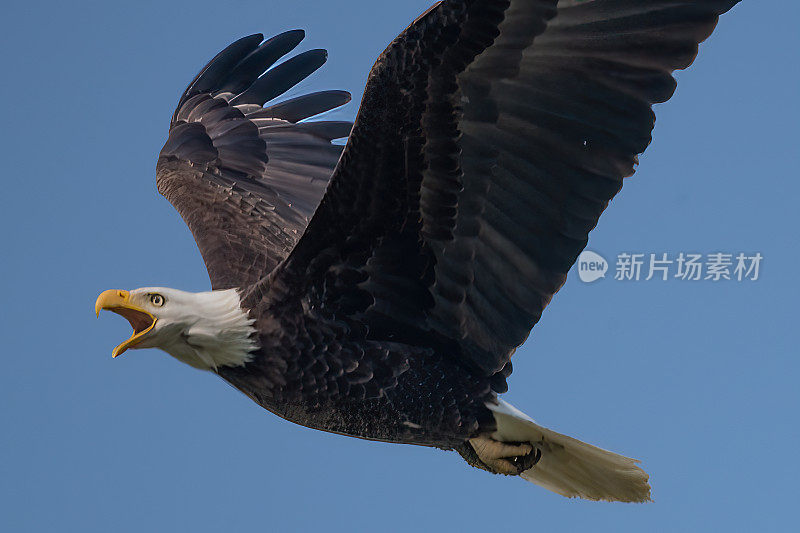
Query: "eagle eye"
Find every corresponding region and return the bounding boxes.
[150,294,165,307]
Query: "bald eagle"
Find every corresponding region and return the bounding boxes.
[96,0,741,502]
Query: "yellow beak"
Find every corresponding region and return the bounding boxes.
[95,289,157,358]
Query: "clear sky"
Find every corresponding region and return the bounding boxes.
[1,1,797,531]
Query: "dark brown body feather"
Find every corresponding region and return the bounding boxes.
[157,0,740,448]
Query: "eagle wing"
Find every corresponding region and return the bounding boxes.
[265,0,740,385]
[156,31,353,290]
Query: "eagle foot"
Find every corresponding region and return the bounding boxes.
[467,436,542,476]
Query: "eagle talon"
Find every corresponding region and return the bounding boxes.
[514,446,542,472]
[468,436,539,476]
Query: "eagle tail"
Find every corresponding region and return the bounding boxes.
[486,399,652,503]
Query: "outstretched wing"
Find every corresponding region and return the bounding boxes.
[156,31,353,290]
[266,0,740,385]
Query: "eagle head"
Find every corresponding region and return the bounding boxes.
[95,288,258,370]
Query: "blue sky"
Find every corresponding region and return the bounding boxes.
[1,1,797,531]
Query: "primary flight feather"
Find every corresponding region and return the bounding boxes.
[96,0,742,502]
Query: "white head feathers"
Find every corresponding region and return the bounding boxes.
[130,287,258,371]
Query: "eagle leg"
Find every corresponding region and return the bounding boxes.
[464,436,541,476]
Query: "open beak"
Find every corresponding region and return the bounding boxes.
[95,289,157,358]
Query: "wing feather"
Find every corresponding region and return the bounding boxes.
[266,0,740,383]
[156,33,352,290]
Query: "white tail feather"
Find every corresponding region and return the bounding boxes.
[487,399,652,503]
